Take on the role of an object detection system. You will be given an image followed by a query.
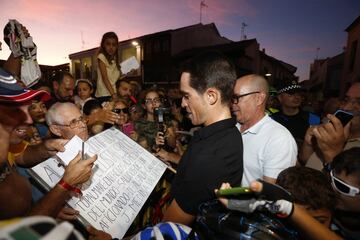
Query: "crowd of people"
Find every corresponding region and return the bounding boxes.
[0,24,359,240]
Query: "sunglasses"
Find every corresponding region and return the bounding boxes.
[113,108,129,114]
[330,170,360,197]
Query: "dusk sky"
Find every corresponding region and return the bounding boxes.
[0,0,359,81]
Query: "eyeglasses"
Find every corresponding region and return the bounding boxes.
[341,97,360,106]
[113,107,129,114]
[330,170,360,197]
[145,98,161,105]
[231,91,259,104]
[55,116,87,129]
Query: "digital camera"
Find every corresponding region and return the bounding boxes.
[154,107,170,124]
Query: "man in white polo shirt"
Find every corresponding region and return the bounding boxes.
[231,74,297,186]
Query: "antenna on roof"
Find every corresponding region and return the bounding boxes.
[200,0,208,23]
[241,22,248,40]
[81,31,85,49]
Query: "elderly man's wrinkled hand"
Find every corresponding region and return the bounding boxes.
[62,153,97,186]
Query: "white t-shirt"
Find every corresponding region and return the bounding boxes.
[237,115,298,187]
[95,53,120,98]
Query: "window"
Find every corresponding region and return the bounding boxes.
[73,60,81,79]
[81,57,92,79]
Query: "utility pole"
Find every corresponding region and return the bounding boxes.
[241,22,248,40]
[316,47,320,60]
[200,0,208,23]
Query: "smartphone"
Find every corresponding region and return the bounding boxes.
[334,109,353,126]
[216,187,252,197]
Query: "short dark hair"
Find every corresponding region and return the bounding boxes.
[51,71,73,84]
[83,99,102,116]
[276,166,337,211]
[115,78,131,89]
[332,147,360,184]
[180,51,236,104]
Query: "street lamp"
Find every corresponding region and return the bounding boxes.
[132,41,139,47]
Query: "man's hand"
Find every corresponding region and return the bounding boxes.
[62,153,97,186]
[215,182,231,208]
[89,108,119,125]
[298,126,316,165]
[249,180,294,218]
[155,132,165,146]
[56,207,79,221]
[249,199,294,218]
[43,139,68,157]
[312,114,349,163]
[102,101,115,111]
[87,226,112,240]
[303,126,315,146]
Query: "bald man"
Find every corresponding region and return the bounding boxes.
[231,74,297,186]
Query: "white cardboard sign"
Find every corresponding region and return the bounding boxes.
[30,128,167,239]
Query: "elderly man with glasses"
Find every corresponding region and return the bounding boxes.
[231,74,297,186]
[46,102,89,141]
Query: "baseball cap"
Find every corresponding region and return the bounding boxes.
[277,79,303,94]
[0,68,50,103]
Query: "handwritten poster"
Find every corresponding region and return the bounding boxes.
[30,128,167,239]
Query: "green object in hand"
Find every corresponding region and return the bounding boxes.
[216,187,252,196]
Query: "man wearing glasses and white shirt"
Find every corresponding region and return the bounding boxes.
[231,74,297,186]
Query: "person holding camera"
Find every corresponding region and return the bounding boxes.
[154,119,186,165]
[134,89,176,153]
[299,80,360,170]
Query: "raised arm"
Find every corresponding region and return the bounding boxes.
[15,139,67,167]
